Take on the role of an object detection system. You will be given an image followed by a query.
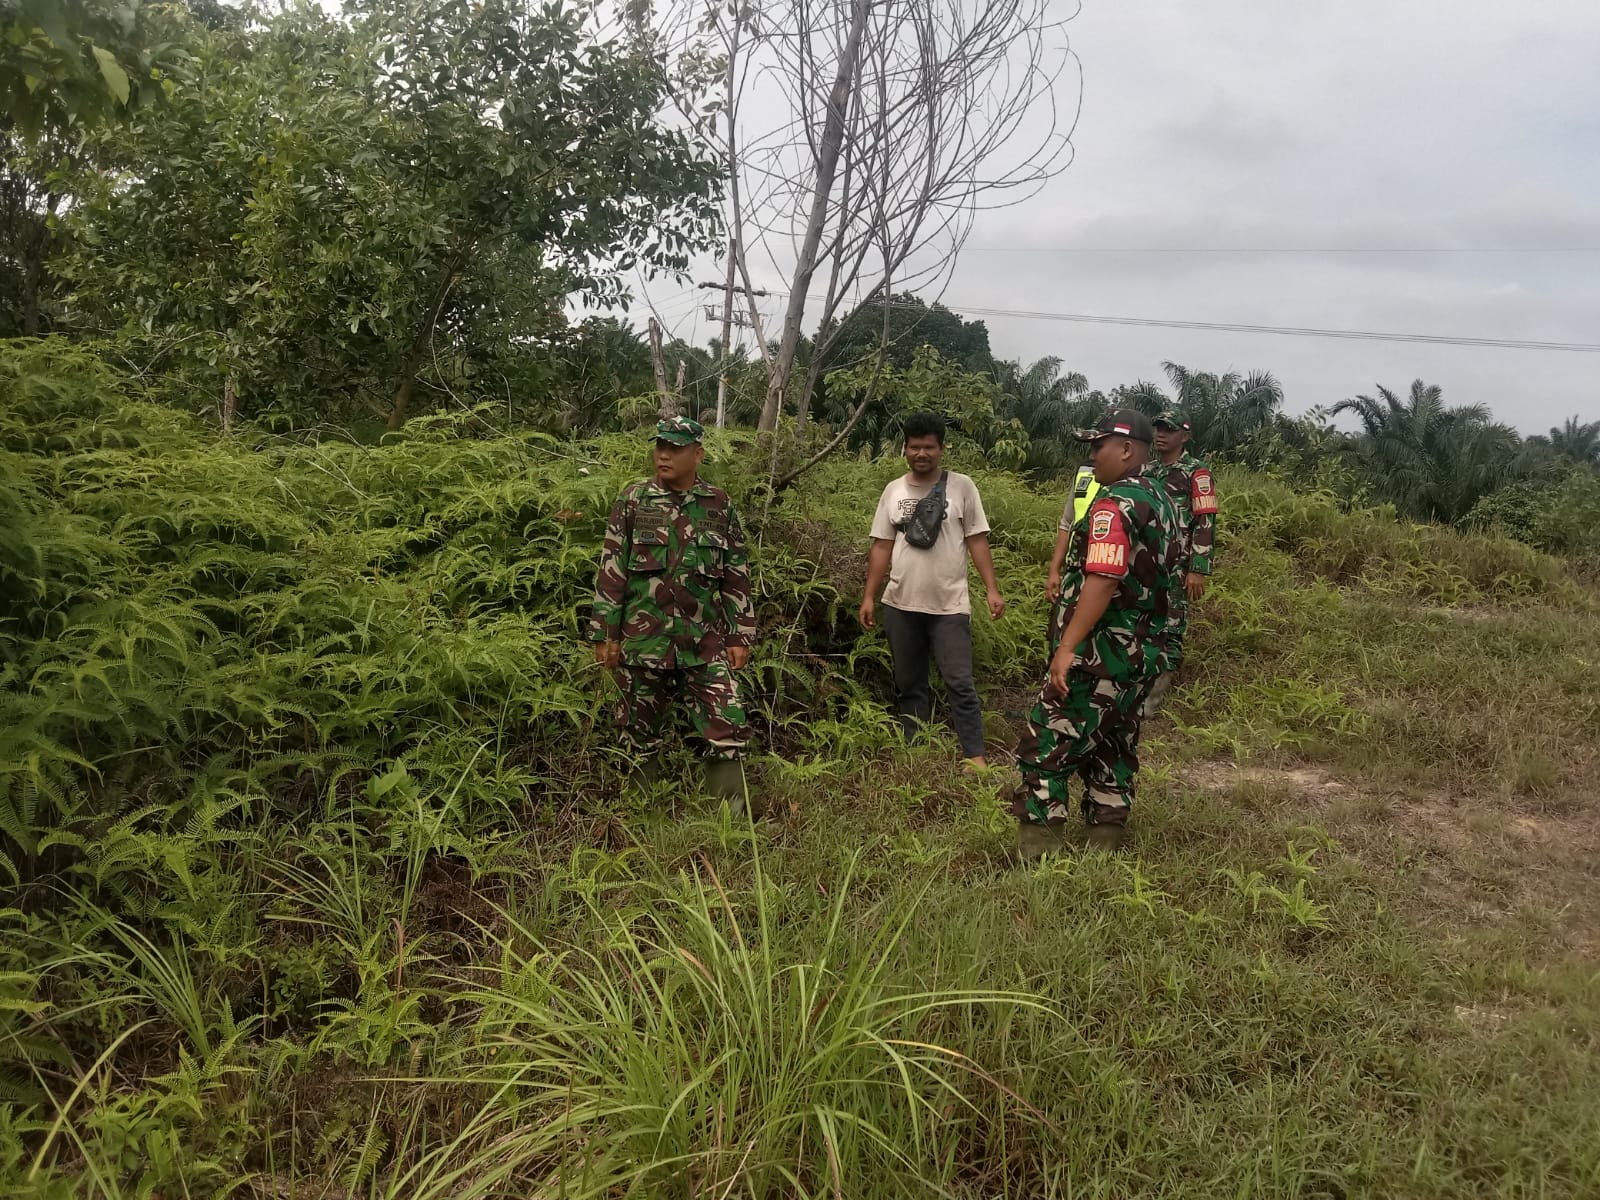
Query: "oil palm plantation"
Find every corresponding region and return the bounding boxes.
[1538,416,1600,468]
[1160,362,1285,460]
[1331,380,1523,524]
[993,355,1098,475]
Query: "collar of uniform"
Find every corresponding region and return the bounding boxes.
[641,477,714,500]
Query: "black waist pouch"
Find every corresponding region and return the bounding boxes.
[898,470,949,549]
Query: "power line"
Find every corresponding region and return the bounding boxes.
[882,301,1600,354]
[961,246,1600,254]
[721,284,1599,353]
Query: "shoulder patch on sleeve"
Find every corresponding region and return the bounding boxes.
[1084,499,1129,576]
[1191,468,1218,514]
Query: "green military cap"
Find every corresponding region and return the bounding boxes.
[1152,406,1191,431]
[1073,407,1155,444]
[655,415,705,445]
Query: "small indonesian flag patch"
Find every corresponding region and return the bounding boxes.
[1191,468,1218,514]
[1084,500,1129,576]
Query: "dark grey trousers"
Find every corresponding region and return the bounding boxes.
[880,605,985,758]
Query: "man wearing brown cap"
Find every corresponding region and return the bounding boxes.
[1012,409,1179,857]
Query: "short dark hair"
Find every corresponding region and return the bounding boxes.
[901,411,946,446]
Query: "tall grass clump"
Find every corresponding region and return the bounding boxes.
[414,851,1055,1198]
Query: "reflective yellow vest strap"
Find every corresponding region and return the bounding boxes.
[1072,465,1101,525]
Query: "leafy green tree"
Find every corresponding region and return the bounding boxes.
[1,0,180,137]
[1465,469,1600,563]
[0,130,57,335]
[542,318,656,435]
[63,0,721,430]
[1,1,192,336]
[817,346,1024,467]
[1331,380,1523,524]
[818,294,994,380]
[809,294,994,453]
[1107,379,1172,419]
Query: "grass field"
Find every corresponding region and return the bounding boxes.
[2,355,1598,1196]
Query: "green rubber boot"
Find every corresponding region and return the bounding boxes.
[1017,820,1064,862]
[704,759,761,819]
[1085,822,1128,853]
[626,756,663,793]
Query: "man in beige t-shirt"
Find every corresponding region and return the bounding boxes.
[858,412,1005,765]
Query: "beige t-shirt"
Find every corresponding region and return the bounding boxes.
[869,471,991,615]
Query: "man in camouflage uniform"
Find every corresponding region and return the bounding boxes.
[1011,409,1179,858]
[589,417,759,814]
[1141,406,1218,718]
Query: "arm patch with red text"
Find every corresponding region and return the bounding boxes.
[1084,499,1129,576]
[1191,468,1218,515]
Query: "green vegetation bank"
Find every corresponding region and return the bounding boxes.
[3,344,1599,1196]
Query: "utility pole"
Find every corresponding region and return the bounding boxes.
[699,257,768,428]
[714,241,737,427]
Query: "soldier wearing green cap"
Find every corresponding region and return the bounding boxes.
[1011,408,1179,857]
[589,417,759,813]
[1142,407,1218,717]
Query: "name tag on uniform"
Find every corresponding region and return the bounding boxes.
[1086,541,1125,568]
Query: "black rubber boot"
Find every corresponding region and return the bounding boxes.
[1141,671,1176,719]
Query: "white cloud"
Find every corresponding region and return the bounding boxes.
[948,0,1600,432]
[648,0,1600,433]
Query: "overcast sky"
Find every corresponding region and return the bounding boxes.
[648,0,1600,433]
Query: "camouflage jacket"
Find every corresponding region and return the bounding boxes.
[1149,452,1217,574]
[589,478,756,669]
[1049,470,1179,684]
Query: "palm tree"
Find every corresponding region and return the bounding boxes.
[1110,379,1171,419]
[1331,380,1523,523]
[993,356,1095,474]
[1160,363,1285,459]
[1544,416,1600,467]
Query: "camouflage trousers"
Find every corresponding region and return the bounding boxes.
[1011,670,1144,827]
[615,661,750,761]
[1157,590,1189,675]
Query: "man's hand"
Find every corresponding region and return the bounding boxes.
[1047,645,1075,697]
[1045,570,1061,603]
[987,588,1006,620]
[728,644,750,670]
[1185,571,1208,603]
[594,640,622,672]
[858,597,876,629]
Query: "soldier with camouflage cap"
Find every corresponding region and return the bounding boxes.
[1142,406,1219,718]
[589,417,759,814]
[1011,408,1179,857]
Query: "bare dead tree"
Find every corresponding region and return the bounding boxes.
[641,0,1078,477]
[724,0,1080,436]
